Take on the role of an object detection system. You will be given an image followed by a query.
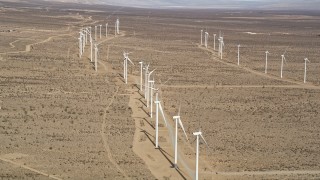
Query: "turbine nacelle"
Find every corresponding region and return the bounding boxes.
[173,115,180,119]
[193,131,202,136]
[304,58,310,63]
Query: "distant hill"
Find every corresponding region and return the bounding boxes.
[1,0,319,10]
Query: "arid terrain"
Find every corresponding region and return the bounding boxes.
[1,0,320,179]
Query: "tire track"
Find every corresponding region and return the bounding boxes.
[97,31,129,179]
[0,157,62,180]
[100,86,130,179]
[0,33,74,55]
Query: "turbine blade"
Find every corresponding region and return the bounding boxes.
[284,56,288,64]
[178,103,181,116]
[159,103,168,127]
[127,58,134,65]
[161,77,172,86]
[200,134,209,147]
[149,68,156,75]
[178,118,188,141]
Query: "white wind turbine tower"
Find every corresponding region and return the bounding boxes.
[144,64,150,99]
[265,51,269,74]
[106,23,108,37]
[172,105,188,168]
[146,69,156,108]
[237,44,240,66]
[90,37,93,62]
[84,27,88,44]
[148,79,155,118]
[213,34,216,51]
[78,32,82,58]
[200,29,203,46]
[86,27,89,43]
[154,77,171,103]
[82,30,85,53]
[123,52,134,84]
[154,99,168,149]
[95,25,97,40]
[116,18,120,35]
[193,129,209,180]
[149,76,171,118]
[83,28,88,43]
[86,27,91,44]
[304,58,310,83]
[94,43,98,71]
[280,48,288,78]
[139,61,143,91]
[150,77,171,118]
[219,37,224,60]
[99,24,102,39]
[204,32,209,48]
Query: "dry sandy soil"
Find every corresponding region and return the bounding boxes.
[1,0,320,179]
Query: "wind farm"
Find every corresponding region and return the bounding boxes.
[1,0,320,180]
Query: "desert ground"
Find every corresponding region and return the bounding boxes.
[1,0,320,179]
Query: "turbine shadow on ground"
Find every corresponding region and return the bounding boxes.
[138,97,147,107]
[137,89,145,99]
[140,129,156,146]
[139,106,150,117]
[143,117,155,130]
[158,147,187,180]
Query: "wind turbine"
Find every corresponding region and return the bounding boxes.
[237,44,240,66]
[154,99,168,149]
[147,69,156,108]
[218,38,221,55]
[204,32,209,48]
[304,58,310,83]
[94,43,98,71]
[139,61,143,91]
[82,30,85,53]
[148,79,155,118]
[172,105,188,168]
[265,51,269,74]
[144,64,149,99]
[106,23,108,37]
[213,34,216,51]
[116,18,120,35]
[200,29,203,46]
[78,32,83,58]
[99,24,102,39]
[87,27,90,43]
[95,25,97,41]
[123,52,134,84]
[148,76,171,118]
[193,129,208,180]
[90,36,93,62]
[84,27,88,44]
[219,37,224,60]
[280,48,288,78]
